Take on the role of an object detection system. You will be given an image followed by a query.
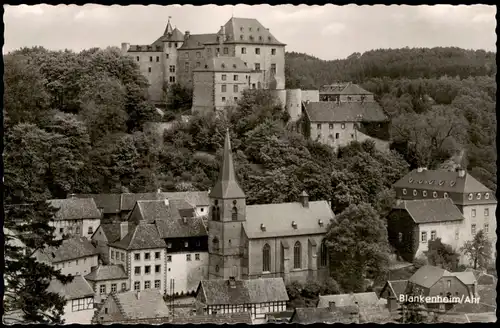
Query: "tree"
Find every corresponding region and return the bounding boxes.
[165,82,193,113]
[425,238,460,271]
[325,203,391,292]
[4,202,73,323]
[460,230,492,270]
[397,300,426,323]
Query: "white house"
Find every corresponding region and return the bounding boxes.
[85,264,129,304]
[47,275,95,324]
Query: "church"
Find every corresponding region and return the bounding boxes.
[207,129,335,284]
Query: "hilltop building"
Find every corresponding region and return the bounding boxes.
[319,82,375,103]
[387,168,497,264]
[121,17,286,107]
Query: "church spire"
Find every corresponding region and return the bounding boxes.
[209,129,246,199]
[164,16,173,35]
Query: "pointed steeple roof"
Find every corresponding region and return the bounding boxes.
[164,17,173,35]
[209,129,246,199]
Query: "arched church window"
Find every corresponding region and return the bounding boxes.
[263,244,271,272]
[293,241,301,269]
[320,241,327,267]
[213,237,219,250]
[232,206,238,221]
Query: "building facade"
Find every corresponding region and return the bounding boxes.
[319,82,375,103]
[122,17,286,105]
[85,264,129,304]
[48,198,102,240]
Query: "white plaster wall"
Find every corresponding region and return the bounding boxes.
[82,218,101,239]
[415,221,463,259]
[129,248,165,293]
[310,122,357,150]
[54,255,99,276]
[166,251,208,295]
[195,206,209,218]
[62,297,95,324]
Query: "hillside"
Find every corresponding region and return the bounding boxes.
[285,47,496,89]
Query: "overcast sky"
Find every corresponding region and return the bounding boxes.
[4,4,497,60]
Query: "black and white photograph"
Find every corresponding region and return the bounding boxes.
[2,3,497,325]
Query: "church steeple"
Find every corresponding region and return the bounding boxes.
[209,129,246,199]
[164,16,173,35]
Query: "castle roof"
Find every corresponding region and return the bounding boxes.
[35,236,98,264]
[243,200,333,239]
[209,129,246,199]
[193,56,252,73]
[110,222,166,251]
[304,101,388,123]
[393,198,465,224]
[320,82,373,95]
[179,33,218,50]
[47,198,102,220]
[85,264,128,282]
[221,17,285,46]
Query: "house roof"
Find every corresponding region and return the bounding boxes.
[320,82,373,95]
[291,306,359,324]
[243,201,333,239]
[47,198,102,220]
[409,265,450,289]
[73,193,121,214]
[172,312,253,324]
[464,268,498,286]
[393,169,495,204]
[36,236,98,263]
[99,223,122,243]
[155,216,207,239]
[193,56,252,73]
[47,275,94,301]
[85,264,128,282]
[304,101,388,123]
[449,271,477,285]
[163,191,210,206]
[110,289,170,320]
[393,199,465,224]
[450,285,496,313]
[110,222,166,250]
[221,17,285,46]
[317,292,381,308]
[121,192,172,211]
[383,280,408,300]
[209,129,246,199]
[178,33,217,49]
[358,305,392,323]
[198,278,289,305]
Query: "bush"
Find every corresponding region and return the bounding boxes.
[413,256,428,269]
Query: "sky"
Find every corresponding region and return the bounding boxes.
[3,4,497,60]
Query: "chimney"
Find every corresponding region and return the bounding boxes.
[299,190,309,208]
[121,42,130,54]
[120,222,129,240]
[184,31,190,40]
[329,301,336,311]
[457,169,466,178]
[228,276,236,288]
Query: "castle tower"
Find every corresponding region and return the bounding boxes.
[208,129,247,280]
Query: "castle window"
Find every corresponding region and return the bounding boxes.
[240,35,244,40]
[169,76,176,83]
[422,190,427,197]
[402,188,407,195]
[484,224,489,233]
[272,48,276,55]
[413,190,417,196]
[398,232,403,243]
[137,46,142,51]
[169,65,176,73]
[485,208,489,216]
[263,244,271,272]
[211,206,220,221]
[215,265,220,272]
[433,191,438,198]
[431,230,436,241]
[222,97,226,102]
[232,206,238,220]
[134,281,140,290]
[148,67,152,73]
[234,97,238,101]
[485,193,490,200]
[149,56,153,62]
[320,241,327,267]
[271,63,276,74]
[341,123,346,129]
[444,192,449,198]
[233,85,239,93]
[455,230,459,240]
[136,56,140,61]
[471,209,476,217]
[241,47,246,54]
[329,123,334,129]
[249,27,252,32]
[216,48,220,53]
[223,47,228,54]
[207,48,212,54]
[156,45,161,51]
[168,42,172,48]
[213,238,219,250]
[259,36,263,41]
[221,63,226,69]
[293,241,301,269]
[335,133,339,139]
[184,63,189,72]
[221,85,227,93]
[317,124,322,130]
[468,193,473,200]
[144,281,151,289]
[222,74,227,81]
[255,48,260,55]
[234,74,238,81]
[196,62,201,68]
[156,56,160,62]
[196,51,201,58]
[240,27,244,31]
[255,63,260,71]
[477,193,482,200]
[76,226,81,234]
[268,36,272,41]
[258,82,262,89]
[421,232,427,243]
[471,224,476,235]
[175,43,178,48]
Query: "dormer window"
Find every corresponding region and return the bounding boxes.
[450,181,456,187]
[468,193,473,200]
[412,190,417,196]
[429,180,435,184]
[444,192,449,198]
[402,188,407,195]
[233,64,237,69]
[318,219,324,226]
[409,178,414,183]
[418,180,423,184]
[422,191,427,197]
[259,36,263,41]
[268,36,271,41]
[477,193,482,200]
[260,223,266,231]
[221,63,225,69]
[292,221,297,229]
[433,191,438,198]
[137,46,142,51]
[485,193,490,200]
[240,35,244,40]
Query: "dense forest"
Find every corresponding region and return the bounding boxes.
[286,47,497,192]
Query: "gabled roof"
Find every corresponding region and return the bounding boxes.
[291,306,359,324]
[110,222,166,250]
[121,192,172,211]
[47,275,94,301]
[193,56,252,73]
[163,191,210,206]
[409,265,450,289]
[358,305,392,323]
[450,285,496,313]
[172,312,253,324]
[317,292,381,308]
[85,264,128,282]
[221,17,285,46]
[243,201,333,239]
[381,280,408,300]
[209,129,246,199]
[449,271,477,285]
[110,289,170,320]
[73,193,121,214]
[36,236,98,263]
[151,27,185,47]
[393,199,465,224]
[99,223,122,243]
[198,278,289,305]
[48,198,101,220]
[179,33,218,50]
[320,82,373,95]
[465,268,497,286]
[393,169,495,203]
[304,101,388,123]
